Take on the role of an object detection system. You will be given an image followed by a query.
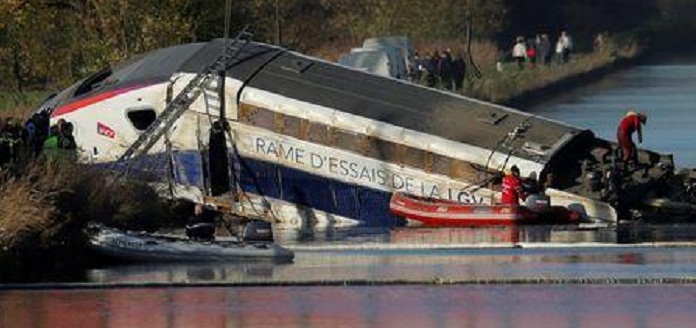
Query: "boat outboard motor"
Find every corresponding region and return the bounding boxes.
[242,220,274,242]
[186,204,218,241]
[186,222,216,241]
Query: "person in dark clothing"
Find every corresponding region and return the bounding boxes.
[58,122,77,149]
[453,54,467,91]
[208,120,231,196]
[0,117,25,166]
[539,34,552,65]
[430,51,441,87]
[186,204,219,241]
[438,50,453,90]
[26,111,51,156]
[6,118,24,163]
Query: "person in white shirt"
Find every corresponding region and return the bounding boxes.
[512,36,527,69]
[559,30,573,63]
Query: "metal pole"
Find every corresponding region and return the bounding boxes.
[275,0,281,46]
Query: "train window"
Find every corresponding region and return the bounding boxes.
[451,159,476,180]
[238,103,257,123]
[307,122,328,145]
[333,128,363,154]
[245,106,275,130]
[127,108,157,131]
[365,137,397,162]
[400,146,425,169]
[281,115,302,138]
[74,67,113,97]
[431,154,452,176]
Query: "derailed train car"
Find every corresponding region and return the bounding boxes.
[35,39,692,228]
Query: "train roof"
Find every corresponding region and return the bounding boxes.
[55,39,594,166]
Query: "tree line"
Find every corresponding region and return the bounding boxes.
[1,0,694,92]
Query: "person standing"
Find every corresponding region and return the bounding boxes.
[539,34,551,65]
[428,51,440,87]
[559,30,573,63]
[512,36,527,70]
[555,37,564,63]
[616,111,647,168]
[526,40,537,69]
[438,50,453,90]
[453,53,466,91]
[501,165,526,205]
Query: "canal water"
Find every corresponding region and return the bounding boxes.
[528,56,696,168]
[3,285,696,328]
[4,57,696,327]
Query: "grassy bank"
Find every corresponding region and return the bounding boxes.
[0,91,51,116]
[312,35,642,106]
[0,158,181,281]
[467,37,642,104]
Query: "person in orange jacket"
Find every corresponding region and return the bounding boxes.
[617,111,647,168]
[502,165,526,205]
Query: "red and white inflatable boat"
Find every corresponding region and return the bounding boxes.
[389,193,580,227]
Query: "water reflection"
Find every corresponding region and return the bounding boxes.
[84,243,696,285]
[274,219,613,247]
[276,225,620,247]
[88,262,289,284]
[2,285,696,328]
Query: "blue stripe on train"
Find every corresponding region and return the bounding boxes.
[235,156,404,227]
[119,151,404,227]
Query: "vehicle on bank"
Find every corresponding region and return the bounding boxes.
[33,31,696,231]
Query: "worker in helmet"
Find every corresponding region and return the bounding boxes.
[617,111,647,168]
[501,165,526,205]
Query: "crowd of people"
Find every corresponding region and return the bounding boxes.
[0,111,77,168]
[406,29,605,91]
[509,30,575,70]
[409,49,468,91]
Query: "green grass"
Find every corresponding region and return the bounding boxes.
[419,37,642,104]
[0,90,52,117]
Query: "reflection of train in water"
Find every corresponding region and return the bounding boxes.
[390,226,520,245]
[34,33,696,230]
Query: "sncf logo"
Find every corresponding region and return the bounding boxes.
[97,122,115,139]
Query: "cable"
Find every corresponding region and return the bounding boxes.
[223,0,231,46]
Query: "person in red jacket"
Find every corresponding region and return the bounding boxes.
[501,165,526,205]
[617,111,647,168]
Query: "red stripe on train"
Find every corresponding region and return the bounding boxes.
[52,84,151,118]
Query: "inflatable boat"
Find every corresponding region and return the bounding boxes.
[86,224,295,263]
[389,192,580,227]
